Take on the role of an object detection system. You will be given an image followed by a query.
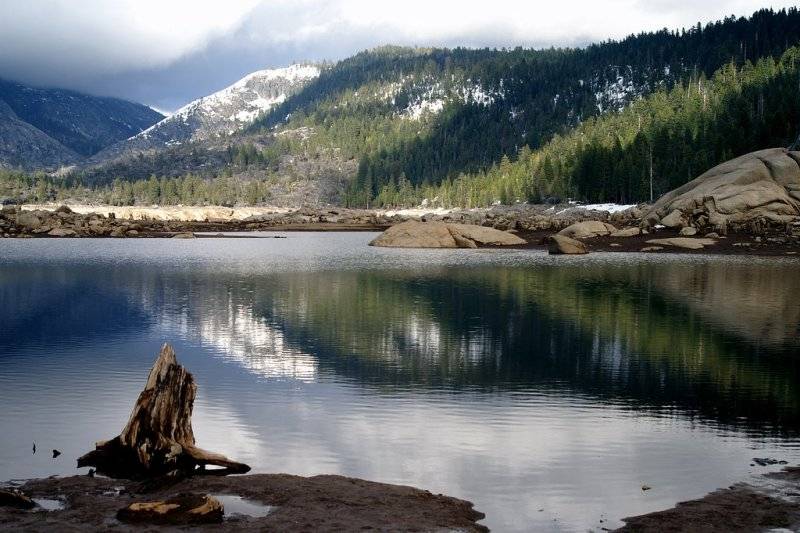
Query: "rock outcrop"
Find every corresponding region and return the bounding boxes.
[644,148,800,232]
[369,221,525,248]
[548,234,588,255]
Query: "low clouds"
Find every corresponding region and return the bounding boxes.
[0,0,258,94]
[0,0,797,110]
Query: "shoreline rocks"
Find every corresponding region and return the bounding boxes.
[548,234,588,255]
[645,237,717,250]
[558,220,617,239]
[369,220,526,248]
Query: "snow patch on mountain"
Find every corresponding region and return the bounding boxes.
[112,64,319,155]
[401,80,502,120]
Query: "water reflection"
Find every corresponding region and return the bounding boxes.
[51,261,796,435]
[1,235,799,532]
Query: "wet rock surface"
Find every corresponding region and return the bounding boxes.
[117,493,223,525]
[0,474,487,532]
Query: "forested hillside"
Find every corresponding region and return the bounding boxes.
[249,7,800,206]
[379,46,800,207]
[7,7,800,207]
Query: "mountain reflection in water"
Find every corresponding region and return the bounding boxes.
[1,234,798,532]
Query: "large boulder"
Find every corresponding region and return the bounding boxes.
[548,234,588,255]
[558,220,616,239]
[370,221,458,248]
[369,221,525,248]
[645,148,800,227]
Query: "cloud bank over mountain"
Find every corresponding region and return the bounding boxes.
[0,0,796,111]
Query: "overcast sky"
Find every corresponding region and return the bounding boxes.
[0,0,797,112]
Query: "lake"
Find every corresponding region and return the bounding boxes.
[1,232,799,531]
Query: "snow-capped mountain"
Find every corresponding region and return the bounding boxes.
[96,65,320,159]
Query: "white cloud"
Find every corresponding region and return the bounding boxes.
[0,0,796,107]
[235,0,800,48]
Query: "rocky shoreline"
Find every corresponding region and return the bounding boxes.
[0,473,487,532]
[1,202,644,239]
[3,465,798,531]
[2,202,799,255]
[1,148,799,255]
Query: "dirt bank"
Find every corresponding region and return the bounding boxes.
[616,466,800,532]
[0,473,487,532]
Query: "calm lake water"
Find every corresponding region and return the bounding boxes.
[1,232,799,531]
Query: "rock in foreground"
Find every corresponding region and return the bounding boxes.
[2,474,488,532]
[369,220,525,248]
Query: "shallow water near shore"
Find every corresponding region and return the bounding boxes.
[1,232,799,532]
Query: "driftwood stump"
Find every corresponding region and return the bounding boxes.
[78,344,250,479]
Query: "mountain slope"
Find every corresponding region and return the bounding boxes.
[94,65,320,161]
[0,99,79,170]
[0,79,163,158]
[405,46,800,207]
[57,7,800,208]
[247,8,800,205]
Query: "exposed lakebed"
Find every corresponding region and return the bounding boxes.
[1,233,799,531]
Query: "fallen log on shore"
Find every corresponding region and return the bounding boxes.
[77,343,250,479]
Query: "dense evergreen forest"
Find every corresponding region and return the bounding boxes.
[247,8,800,206]
[5,7,800,207]
[377,46,800,207]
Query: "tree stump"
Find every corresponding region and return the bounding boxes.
[77,344,250,479]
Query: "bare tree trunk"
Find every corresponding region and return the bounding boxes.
[78,344,250,479]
